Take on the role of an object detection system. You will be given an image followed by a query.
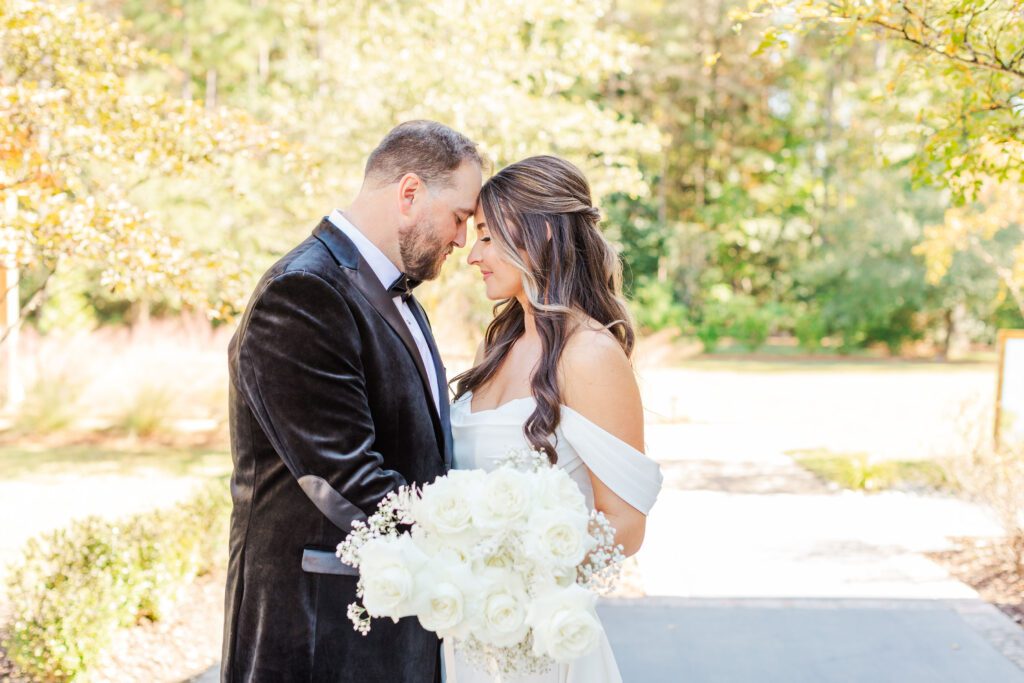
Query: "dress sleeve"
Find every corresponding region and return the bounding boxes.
[558,406,663,515]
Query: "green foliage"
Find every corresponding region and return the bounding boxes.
[1,0,300,325]
[794,173,945,353]
[629,278,685,333]
[7,0,1022,350]
[744,1,1024,200]
[696,294,780,352]
[727,297,777,351]
[794,307,828,351]
[696,303,729,353]
[3,482,230,681]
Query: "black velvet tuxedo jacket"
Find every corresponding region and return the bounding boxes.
[221,219,452,682]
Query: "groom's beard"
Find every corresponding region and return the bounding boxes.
[399,217,451,281]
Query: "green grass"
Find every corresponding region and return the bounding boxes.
[680,355,996,374]
[662,339,997,373]
[0,444,231,480]
[788,449,957,493]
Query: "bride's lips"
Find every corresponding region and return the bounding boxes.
[481,271,492,280]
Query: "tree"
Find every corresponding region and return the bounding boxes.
[735,1,1024,332]
[740,1,1024,197]
[80,0,663,345]
[1,0,305,329]
[918,181,1024,318]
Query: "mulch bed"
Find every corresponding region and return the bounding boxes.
[1,570,225,683]
[927,537,1024,627]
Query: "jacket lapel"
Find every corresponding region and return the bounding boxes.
[409,297,454,469]
[313,219,446,457]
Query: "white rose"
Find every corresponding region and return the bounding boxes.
[527,562,578,593]
[409,523,475,563]
[471,468,533,530]
[413,553,480,639]
[475,568,530,647]
[414,470,483,536]
[358,535,427,620]
[418,582,467,635]
[523,509,595,569]
[535,466,587,513]
[527,585,602,663]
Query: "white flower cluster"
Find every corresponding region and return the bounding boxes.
[335,449,624,676]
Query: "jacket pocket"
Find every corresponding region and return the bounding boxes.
[301,547,359,576]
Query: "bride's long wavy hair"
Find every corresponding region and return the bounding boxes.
[451,155,635,463]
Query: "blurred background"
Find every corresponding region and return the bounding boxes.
[1,0,1023,681]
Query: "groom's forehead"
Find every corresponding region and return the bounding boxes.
[451,159,483,196]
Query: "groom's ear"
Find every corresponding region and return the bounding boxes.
[397,173,423,216]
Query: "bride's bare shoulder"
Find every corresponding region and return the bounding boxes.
[559,319,643,450]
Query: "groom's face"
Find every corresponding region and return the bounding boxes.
[398,161,481,281]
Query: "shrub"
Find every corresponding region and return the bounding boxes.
[3,481,230,681]
[949,406,1024,575]
[14,372,86,435]
[794,309,828,351]
[696,302,729,352]
[629,277,684,333]
[117,384,175,438]
[727,299,773,351]
[698,295,778,352]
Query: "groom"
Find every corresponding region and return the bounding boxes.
[222,121,483,682]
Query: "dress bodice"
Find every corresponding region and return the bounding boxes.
[445,392,660,683]
[449,392,662,515]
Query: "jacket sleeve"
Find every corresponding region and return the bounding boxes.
[235,270,406,531]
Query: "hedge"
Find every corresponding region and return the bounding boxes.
[3,481,230,681]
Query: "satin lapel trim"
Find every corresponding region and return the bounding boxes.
[340,258,439,421]
[410,298,453,468]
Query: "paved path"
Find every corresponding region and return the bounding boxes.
[616,420,1024,681]
[197,595,1024,683]
[601,598,1024,682]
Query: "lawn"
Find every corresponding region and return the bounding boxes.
[0,444,231,480]
[787,448,957,493]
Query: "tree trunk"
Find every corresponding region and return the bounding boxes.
[940,306,954,360]
[205,68,217,110]
[0,263,23,409]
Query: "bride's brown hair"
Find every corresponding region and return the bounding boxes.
[451,155,635,463]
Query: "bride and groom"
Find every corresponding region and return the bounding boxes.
[222,120,663,682]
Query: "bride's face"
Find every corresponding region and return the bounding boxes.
[467,207,523,301]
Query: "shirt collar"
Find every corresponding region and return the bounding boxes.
[327,209,401,292]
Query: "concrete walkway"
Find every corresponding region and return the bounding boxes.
[601,598,1024,682]
[617,421,1024,681]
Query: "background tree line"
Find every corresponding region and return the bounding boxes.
[4,0,1022,355]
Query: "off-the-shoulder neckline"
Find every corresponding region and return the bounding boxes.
[454,392,650,458]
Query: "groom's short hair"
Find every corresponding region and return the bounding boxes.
[365,120,482,188]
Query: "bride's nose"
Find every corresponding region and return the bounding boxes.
[467,241,482,266]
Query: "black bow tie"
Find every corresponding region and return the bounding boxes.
[387,273,421,302]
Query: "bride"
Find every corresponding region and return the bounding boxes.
[443,155,664,683]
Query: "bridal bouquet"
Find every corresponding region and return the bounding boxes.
[336,449,624,676]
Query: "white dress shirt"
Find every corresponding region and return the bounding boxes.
[327,210,441,414]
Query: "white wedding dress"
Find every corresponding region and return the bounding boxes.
[441,392,664,683]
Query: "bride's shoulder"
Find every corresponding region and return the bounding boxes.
[559,318,643,450]
[562,316,626,364]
